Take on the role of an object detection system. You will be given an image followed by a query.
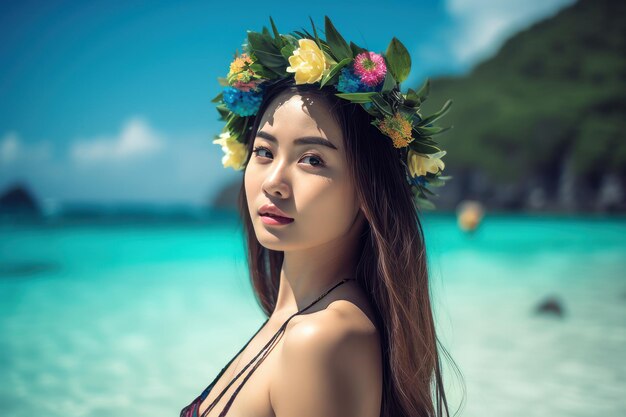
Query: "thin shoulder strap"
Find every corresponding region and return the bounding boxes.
[201,277,355,417]
[201,317,269,398]
[180,317,269,417]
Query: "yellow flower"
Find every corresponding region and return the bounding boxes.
[407,149,445,177]
[213,131,248,170]
[285,39,330,84]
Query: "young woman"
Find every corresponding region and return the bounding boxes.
[181,17,462,417]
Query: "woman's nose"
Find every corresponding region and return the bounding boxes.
[262,161,291,198]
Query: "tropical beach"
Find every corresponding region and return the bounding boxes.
[1,0,624,415]
[1,213,625,416]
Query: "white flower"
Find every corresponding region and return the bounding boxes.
[408,150,445,177]
[212,131,248,170]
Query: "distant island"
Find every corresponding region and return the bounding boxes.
[420,0,625,212]
[0,182,239,225]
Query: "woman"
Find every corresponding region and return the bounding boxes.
[181,17,462,417]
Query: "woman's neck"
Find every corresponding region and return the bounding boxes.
[272,212,366,318]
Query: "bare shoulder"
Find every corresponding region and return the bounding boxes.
[286,301,381,363]
[270,302,382,417]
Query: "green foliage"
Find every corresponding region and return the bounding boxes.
[420,0,626,183]
[247,31,286,75]
[220,15,453,209]
[385,37,411,84]
[324,16,353,61]
[320,57,352,88]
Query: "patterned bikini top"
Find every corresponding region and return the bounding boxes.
[180,277,356,417]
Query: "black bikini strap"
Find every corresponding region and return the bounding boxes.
[211,277,354,417]
[202,317,269,396]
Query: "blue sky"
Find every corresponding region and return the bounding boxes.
[0,0,575,208]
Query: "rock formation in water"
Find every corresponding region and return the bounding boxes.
[0,182,42,220]
[535,296,565,318]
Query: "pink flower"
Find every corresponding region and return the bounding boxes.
[232,80,262,92]
[353,51,387,87]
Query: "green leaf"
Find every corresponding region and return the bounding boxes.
[248,63,275,79]
[216,106,229,121]
[427,150,447,159]
[247,31,286,73]
[421,186,438,197]
[269,16,280,41]
[405,87,419,103]
[409,140,441,154]
[225,114,238,132]
[419,136,439,145]
[414,78,430,104]
[308,16,323,51]
[380,70,396,93]
[319,57,352,88]
[370,93,393,116]
[211,92,223,103]
[280,44,296,61]
[282,34,299,44]
[240,115,250,138]
[398,103,417,117]
[385,37,411,84]
[349,41,367,57]
[419,99,453,126]
[324,16,352,61]
[281,34,300,53]
[415,195,436,210]
[409,112,423,127]
[293,30,308,39]
[415,125,452,136]
[334,92,378,103]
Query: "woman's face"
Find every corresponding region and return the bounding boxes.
[244,91,362,251]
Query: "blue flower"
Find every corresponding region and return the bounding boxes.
[411,175,427,187]
[223,85,265,117]
[336,66,382,94]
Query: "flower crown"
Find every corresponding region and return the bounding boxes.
[211,16,453,210]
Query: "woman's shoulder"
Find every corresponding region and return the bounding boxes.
[270,297,383,416]
[285,280,380,353]
[285,298,380,354]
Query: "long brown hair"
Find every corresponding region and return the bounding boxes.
[235,77,464,417]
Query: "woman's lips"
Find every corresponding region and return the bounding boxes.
[260,213,294,225]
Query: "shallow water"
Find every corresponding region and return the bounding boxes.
[0,214,624,416]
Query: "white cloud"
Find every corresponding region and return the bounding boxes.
[445,0,575,66]
[0,131,53,164]
[0,119,233,206]
[1,131,20,163]
[70,116,164,164]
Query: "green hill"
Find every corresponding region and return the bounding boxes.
[420,0,625,210]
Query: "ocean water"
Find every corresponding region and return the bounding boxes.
[0,214,624,416]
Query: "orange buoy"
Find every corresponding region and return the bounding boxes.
[456,200,485,233]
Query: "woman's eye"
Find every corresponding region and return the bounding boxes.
[252,146,324,168]
[301,155,324,167]
[252,146,272,158]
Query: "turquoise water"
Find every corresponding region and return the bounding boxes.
[0,214,625,416]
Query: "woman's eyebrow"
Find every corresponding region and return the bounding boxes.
[256,130,338,151]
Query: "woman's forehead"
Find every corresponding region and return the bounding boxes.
[258,92,342,141]
[268,91,328,116]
